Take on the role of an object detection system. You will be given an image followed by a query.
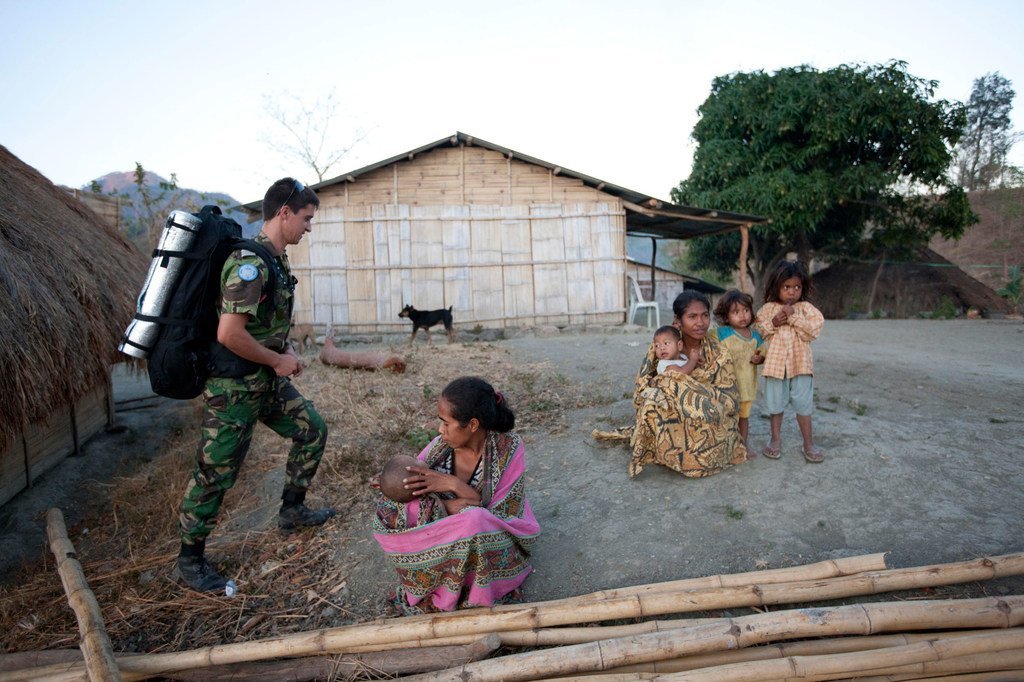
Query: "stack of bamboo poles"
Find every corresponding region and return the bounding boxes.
[7,519,1024,681]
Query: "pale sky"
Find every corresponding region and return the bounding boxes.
[2,0,1022,204]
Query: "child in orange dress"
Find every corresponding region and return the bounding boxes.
[755,261,825,463]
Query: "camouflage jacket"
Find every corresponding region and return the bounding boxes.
[212,232,295,389]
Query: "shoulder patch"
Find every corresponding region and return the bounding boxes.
[237,249,257,258]
[237,263,260,282]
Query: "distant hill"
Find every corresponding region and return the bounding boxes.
[83,171,260,245]
[930,187,1024,294]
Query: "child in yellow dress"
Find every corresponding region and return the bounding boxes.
[712,290,764,452]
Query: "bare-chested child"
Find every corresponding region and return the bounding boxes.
[653,325,693,375]
[378,455,420,503]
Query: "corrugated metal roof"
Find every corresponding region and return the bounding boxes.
[244,132,768,239]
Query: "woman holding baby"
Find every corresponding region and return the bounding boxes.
[372,376,539,614]
[629,290,748,478]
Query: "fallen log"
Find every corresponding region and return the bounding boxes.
[45,507,122,682]
[654,628,1024,681]
[9,553,1023,682]
[320,337,406,372]
[397,597,1024,682]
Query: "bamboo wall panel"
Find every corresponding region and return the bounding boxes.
[291,202,626,330]
[443,207,472,267]
[74,384,110,440]
[312,273,349,326]
[25,406,74,483]
[331,146,607,208]
[502,265,535,320]
[292,144,631,330]
[1,382,111,506]
[0,433,26,507]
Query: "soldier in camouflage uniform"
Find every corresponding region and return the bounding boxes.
[177,178,336,593]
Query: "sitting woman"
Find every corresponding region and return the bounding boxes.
[373,376,540,613]
[630,290,748,478]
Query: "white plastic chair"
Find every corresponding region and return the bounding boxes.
[627,275,660,328]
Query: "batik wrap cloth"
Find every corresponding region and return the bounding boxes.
[630,336,747,478]
[373,431,539,612]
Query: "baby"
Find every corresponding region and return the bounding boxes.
[378,454,421,503]
[652,325,689,374]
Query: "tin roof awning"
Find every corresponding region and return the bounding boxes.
[624,198,768,240]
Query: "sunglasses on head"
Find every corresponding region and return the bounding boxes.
[280,179,306,211]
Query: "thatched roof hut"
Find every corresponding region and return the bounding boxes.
[812,247,1013,319]
[0,145,144,466]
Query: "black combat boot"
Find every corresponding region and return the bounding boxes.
[278,488,337,530]
[177,542,227,592]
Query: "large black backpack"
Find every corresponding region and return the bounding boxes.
[141,206,278,399]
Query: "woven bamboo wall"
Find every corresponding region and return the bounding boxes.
[63,188,121,232]
[289,146,628,332]
[0,379,112,506]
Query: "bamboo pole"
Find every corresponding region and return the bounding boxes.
[45,507,122,682]
[283,554,886,655]
[594,630,998,675]
[819,647,1024,679]
[568,553,887,603]
[852,663,1024,682]
[339,618,725,653]
[655,629,1024,681]
[8,552,1021,681]
[397,598,1024,682]
[162,634,500,681]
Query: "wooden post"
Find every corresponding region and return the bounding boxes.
[738,224,750,294]
[650,237,657,303]
[45,508,122,682]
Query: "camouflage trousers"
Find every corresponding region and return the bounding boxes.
[179,376,328,545]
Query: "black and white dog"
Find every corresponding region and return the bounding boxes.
[398,304,455,344]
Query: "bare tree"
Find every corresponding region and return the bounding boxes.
[954,72,1021,190]
[263,89,367,182]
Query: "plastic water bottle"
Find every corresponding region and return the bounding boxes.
[225,580,238,597]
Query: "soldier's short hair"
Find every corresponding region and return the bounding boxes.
[263,178,320,221]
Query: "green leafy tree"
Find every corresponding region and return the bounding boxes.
[116,162,197,248]
[672,61,976,295]
[954,72,1020,190]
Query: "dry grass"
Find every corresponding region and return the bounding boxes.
[0,341,607,658]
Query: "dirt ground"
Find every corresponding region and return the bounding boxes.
[3,319,1024,622]
[340,318,1024,611]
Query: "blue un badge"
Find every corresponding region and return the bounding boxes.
[237,263,260,282]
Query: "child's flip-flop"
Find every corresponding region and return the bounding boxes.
[762,442,781,459]
[803,445,825,463]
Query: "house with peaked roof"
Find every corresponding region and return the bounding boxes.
[246,132,766,333]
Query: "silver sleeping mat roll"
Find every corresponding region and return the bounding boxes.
[118,210,202,359]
